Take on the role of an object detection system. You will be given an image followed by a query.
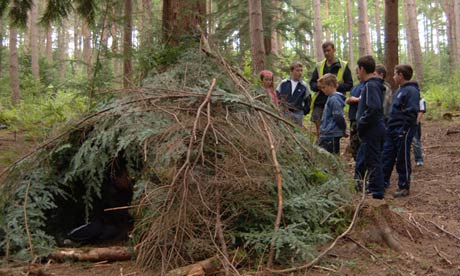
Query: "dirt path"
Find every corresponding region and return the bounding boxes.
[1,120,460,275]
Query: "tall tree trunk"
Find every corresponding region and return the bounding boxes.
[162,0,206,45]
[123,0,133,88]
[324,0,331,41]
[454,0,460,68]
[441,0,458,66]
[46,25,53,61]
[402,0,413,64]
[57,20,68,81]
[73,13,80,62]
[30,0,39,79]
[248,0,265,73]
[313,0,323,60]
[346,0,355,65]
[111,23,120,79]
[375,0,383,59]
[406,0,424,86]
[385,0,399,90]
[358,0,372,56]
[0,19,3,77]
[82,21,92,77]
[435,0,442,68]
[9,24,20,105]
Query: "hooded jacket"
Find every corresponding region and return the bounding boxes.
[356,77,385,134]
[387,81,420,130]
[320,92,346,138]
[276,78,311,115]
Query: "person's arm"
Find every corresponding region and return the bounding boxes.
[330,97,347,132]
[402,88,420,130]
[417,112,423,125]
[337,64,353,93]
[309,68,320,92]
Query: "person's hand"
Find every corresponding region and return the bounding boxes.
[344,131,350,138]
[346,96,360,104]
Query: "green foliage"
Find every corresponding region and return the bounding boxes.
[423,67,460,118]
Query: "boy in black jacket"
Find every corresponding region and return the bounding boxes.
[383,64,420,198]
[355,55,386,199]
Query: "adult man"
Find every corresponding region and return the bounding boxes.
[276,62,311,126]
[310,41,353,141]
[355,55,386,200]
[383,64,420,198]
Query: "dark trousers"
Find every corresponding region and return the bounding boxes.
[412,124,423,163]
[383,126,416,190]
[354,124,385,199]
[349,121,360,160]
[319,136,341,154]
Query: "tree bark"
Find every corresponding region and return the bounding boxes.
[82,21,92,77]
[313,0,323,60]
[346,0,355,66]
[123,0,133,88]
[405,0,424,86]
[73,13,80,63]
[162,0,206,45]
[385,0,399,90]
[454,0,460,68]
[402,0,413,64]
[46,25,53,61]
[57,20,67,81]
[30,0,39,79]
[324,0,331,41]
[441,0,458,66]
[358,0,372,57]
[9,23,20,105]
[111,23,120,80]
[248,0,266,73]
[375,0,383,59]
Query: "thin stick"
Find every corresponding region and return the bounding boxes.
[260,114,283,269]
[348,237,404,275]
[321,205,346,225]
[267,173,367,274]
[23,180,34,257]
[434,245,452,265]
[427,220,460,242]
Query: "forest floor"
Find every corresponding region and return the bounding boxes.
[1,119,460,275]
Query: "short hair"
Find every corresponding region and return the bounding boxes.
[322,41,335,50]
[375,64,387,78]
[318,73,338,88]
[394,64,413,80]
[357,55,376,74]
[290,61,303,71]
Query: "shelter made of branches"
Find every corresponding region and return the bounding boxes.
[0,48,352,272]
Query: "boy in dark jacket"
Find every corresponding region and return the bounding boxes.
[276,61,311,126]
[346,67,363,160]
[318,73,347,154]
[383,64,420,198]
[355,55,386,199]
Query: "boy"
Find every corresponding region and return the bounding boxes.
[383,64,420,198]
[355,55,386,199]
[276,62,311,126]
[318,73,347,154]
[413,98,427,166]
[375,64,393,125]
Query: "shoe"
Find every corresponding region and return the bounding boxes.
[416,161,424,166]
[393,188,410,198]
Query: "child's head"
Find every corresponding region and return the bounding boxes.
[357,55,376,75]
[318,73,338,95]
[375,64,387,79]
[259,70,274,89]
[289,61,303,81]
[394,64,413,81]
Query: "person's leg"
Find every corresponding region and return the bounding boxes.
[319,137,334,153]
[332,136,341,154]
[364,127,385,199]
[412,124,423,165]
[395,127,416,191]
[349,121,360,160]
[382,127,397,188]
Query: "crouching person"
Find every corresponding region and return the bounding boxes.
[318,73,347,154]
[276,62,311,126]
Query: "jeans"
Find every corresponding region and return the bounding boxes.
[412,124,423,163]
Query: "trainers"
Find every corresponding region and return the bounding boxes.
[416,161,424,166]
[393,188,410,198]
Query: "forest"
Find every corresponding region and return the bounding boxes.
[0,0,460,275]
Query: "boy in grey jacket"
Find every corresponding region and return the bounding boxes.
[318,73,347,154]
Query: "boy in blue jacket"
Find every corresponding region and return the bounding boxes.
[383,64,420,198]
[318,73,347,154]
[355,55,386,199]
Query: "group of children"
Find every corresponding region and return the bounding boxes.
[259,46,425,200]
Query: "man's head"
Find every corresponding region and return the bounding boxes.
[290,61,303,81]
[322,41,336,62]
[318,73,338,96]
[375,64,387,79]
[357,55,376,80]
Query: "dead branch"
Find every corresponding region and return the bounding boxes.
[49,247,132,262]
[427,220,460,242]
[267,173,367,274]
[347,237,404,275]
[434,245,453,265]
[446,129,460,135]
